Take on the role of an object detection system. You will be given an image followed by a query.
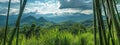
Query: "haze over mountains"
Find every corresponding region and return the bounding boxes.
[0,12,93,26]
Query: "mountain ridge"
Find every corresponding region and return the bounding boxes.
[0,13,93,26]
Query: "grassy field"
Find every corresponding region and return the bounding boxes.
[0,23,95,45]
[0,23,119,45]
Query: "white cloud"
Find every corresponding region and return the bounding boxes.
[0,0,93,15]
[0,7,19,15]
[0,0,19,3]
[24,1,82,15]
[10,8,19,15]
[80,10,93,15]
[84,0,92,3]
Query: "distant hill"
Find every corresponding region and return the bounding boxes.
[0,13,93,26]
[0,15,6,26]
[20,16,54,26]
[0,15,53,26]
[21,15,37,24]
[20,12,93,23]
[45,13,93,23]
[81,19,93,27]
[38,17,48,22]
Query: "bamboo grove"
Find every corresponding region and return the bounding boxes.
[1,0,120,45]
[3,0,27,45]
[93,0,120,45]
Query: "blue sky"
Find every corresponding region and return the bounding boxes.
[0,0,119,16]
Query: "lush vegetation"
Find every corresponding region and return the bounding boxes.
[0,23,94,45]
[0,0,120,45]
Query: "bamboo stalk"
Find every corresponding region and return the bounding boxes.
[108,0,120,39]
[16,0,23,45]
[8,0,27,45]
[94,0,104,45]
[93,0,97,45]
[3,0,11,45]
[93,0,119,45]
[101,0,116,45]
[104,0,120,44]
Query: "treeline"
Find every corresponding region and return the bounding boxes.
[0,23,93,45]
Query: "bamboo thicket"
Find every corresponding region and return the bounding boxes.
[93,0,120,45]
[8,0,27,45]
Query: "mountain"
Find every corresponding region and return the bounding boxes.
[0,13,93,26]
[20,16,54,26]
[38,17,48,22]
[21,12,93,23]
[81,19,93,27]
[45,13,93,23]
[0,15,53,26]
[0,15,6,20]
[21,15,37,24]
[0,15,6,26]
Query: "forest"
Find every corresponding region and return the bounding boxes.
[0,0,120,45]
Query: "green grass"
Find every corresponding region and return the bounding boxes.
[0,25,94,45]
[0,23,119,45]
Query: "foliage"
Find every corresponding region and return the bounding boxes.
[0,23,94,45]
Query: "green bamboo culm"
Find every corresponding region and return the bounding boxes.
[101,0,115,45]
[94,0,105,45]
[8,0,27,45]
[16,0,23,45]
[106,0,120,43]
[93,0,120,45]
[3,0,11,45]
[102,0,115,45]
[93,0,97,45]
[101,0,116,45]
